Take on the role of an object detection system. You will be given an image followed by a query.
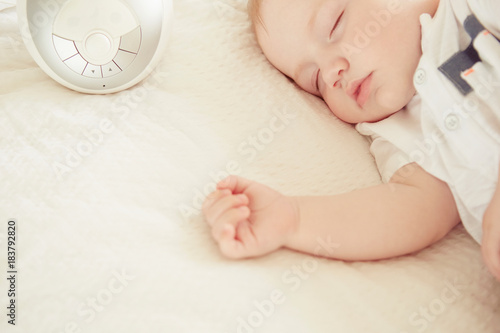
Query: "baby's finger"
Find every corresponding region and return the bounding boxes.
[205,194,248,226]
[211,206,250,242]
[219,220,259,259]
[202,189,232,214]
[217,175,253,194]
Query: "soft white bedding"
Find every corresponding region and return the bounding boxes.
[1,1,499,332]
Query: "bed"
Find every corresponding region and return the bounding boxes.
[1,1,499,332]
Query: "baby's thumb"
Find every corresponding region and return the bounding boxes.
[217,175,253,194]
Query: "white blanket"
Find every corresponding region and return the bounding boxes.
[1,1,499,332]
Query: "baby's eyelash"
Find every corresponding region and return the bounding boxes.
[329,11,344,38]
[315,69,320,93]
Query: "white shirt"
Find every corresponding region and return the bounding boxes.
[356,0,500,243]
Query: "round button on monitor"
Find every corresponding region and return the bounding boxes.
[85,32,112,63]
[78,30,119,66]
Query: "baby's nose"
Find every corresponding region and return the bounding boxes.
[321,58,348,88]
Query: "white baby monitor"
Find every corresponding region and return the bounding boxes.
[17,0,173,94]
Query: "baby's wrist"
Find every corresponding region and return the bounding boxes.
[283,196,302,250]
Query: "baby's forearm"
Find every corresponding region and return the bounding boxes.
[285,166,460,261]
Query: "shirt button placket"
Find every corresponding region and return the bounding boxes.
[445,114,460,131]
[414,68,427,86]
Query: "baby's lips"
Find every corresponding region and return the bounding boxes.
[346,77,363,99]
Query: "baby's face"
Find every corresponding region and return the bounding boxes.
[256,0,438,123]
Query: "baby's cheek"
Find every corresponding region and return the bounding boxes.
[375,83,415,114]
[324,96,358,123]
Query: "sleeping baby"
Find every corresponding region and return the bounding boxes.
[202,0,500,282]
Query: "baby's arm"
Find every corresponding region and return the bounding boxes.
[203,163,460,261]
[482,166,500,282]
[287,163,460,260]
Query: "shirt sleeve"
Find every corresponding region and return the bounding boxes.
[356,123,413,183]
[365,132,412,183]
[355,98,425,183]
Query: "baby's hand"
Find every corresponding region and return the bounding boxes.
[202,175,298,259]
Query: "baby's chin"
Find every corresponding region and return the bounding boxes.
[375,86,416,115]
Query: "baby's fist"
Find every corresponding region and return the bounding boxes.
[202,176,298,259]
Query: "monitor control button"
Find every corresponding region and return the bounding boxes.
[85,33,112,60]
[102,61,122,78]
[83,63,103,78]
[64,54,88,75]
[53,35,79,61]
[113,50,136,70]
[119,26,142,54]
